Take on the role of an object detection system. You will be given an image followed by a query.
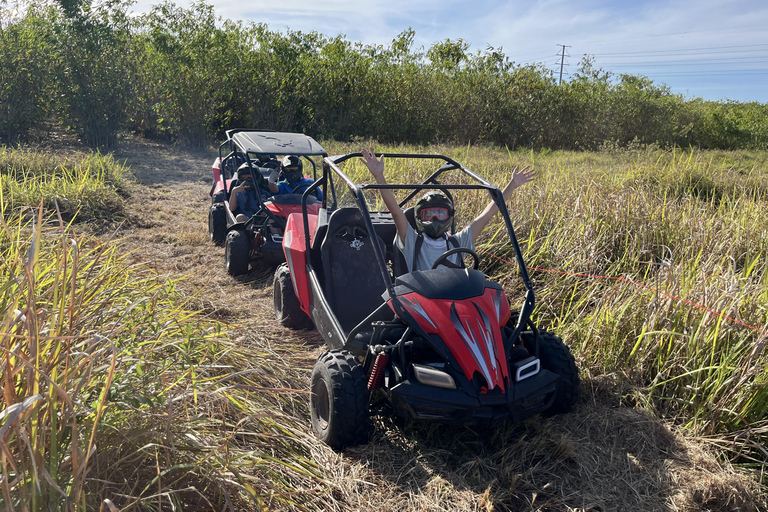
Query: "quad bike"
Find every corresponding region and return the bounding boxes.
[273,152,580,449]
[206,129,327,276]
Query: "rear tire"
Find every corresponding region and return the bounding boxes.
[310,350,370,450]
[538,332,580,415]
[273,263,313,329]
[225,230,250,276]
[209,203,227,246]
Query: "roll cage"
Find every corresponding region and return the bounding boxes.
[218,129,328,228]
[217,129,328,201]
[296,151,537,355]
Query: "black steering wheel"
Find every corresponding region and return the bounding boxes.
[431,247,480,270]
[291,183,320,198]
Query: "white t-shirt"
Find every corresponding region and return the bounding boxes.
[397,226,474,272]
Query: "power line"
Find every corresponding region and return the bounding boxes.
[518,46,768,64]
[593,43,768,57]
[595,49,768,60]
[639,70,768,77]
[601,60,768,68]
[571,25,768,51]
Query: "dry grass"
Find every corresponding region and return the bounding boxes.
[2,135,767,511]
[329,142,768,436]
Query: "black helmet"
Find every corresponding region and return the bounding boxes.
[237,162,265,190]
[281,155,303,183]
[414,191,454,239]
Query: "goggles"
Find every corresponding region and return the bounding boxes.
[283,166,301,173]
[418,206,450,222]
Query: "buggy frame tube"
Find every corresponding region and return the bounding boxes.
[304,160,427,344]
[310,153,538,359]
[334,152,535,294]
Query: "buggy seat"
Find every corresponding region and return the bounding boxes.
[320,208,388,333]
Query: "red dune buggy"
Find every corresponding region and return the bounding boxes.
[273,152,580,449]
[207,129,327,276]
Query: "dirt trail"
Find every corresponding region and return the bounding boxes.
[107,136,764,512]
[110,136,312,338]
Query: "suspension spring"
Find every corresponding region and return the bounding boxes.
[367,352,389,391]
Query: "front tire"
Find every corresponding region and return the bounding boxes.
[538,332,580,415]
[225,230,250,276]
[310,350,370,450]
[273,263,313,329]
[209,203,227,246]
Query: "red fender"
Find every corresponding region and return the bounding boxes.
[283,212,318,315]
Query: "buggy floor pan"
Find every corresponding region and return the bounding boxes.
[387,369,559,425]
[258,241,286,264]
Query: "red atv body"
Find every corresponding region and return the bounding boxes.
[205,129,327,276]
[274,152,579,449]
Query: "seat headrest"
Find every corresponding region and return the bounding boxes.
[404,207,417,230]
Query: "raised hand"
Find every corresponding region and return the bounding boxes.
[361,147,385,182]
[503,165,536,199]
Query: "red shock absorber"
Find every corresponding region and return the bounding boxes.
[367,352,389,391]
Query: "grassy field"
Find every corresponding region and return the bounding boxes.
[346,143,768,455]
[1,141,767,510]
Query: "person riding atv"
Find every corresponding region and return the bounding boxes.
[272,155,324,199]
[228,162,274,223]
[206,130,328,275]
[274,150,580,450]
[360,147,534,271]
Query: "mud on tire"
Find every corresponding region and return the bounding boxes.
[538,331,580,415]
[273,263,313,329]
[225,229,250,276]
[310,350,370,450]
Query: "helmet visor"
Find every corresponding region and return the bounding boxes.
[418,206,450,222]
[283,167,302,182]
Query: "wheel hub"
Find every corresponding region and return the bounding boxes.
[312,378,330,430]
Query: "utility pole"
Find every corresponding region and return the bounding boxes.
[557,44,571,85]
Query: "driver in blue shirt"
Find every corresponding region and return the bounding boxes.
[269,155,322,199]
[228,163,273,222]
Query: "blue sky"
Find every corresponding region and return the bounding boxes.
[130,0,768,103]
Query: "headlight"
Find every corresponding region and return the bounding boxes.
[512,356,540,382]
[412,364,456,389]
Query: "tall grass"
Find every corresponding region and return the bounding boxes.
[5,141,766,510]
[0,205,335,511]
[0,143,342,510]
[0,148,129,222]
[328,142,768,463]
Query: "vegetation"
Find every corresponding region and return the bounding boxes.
[0,147,129,222]
[2,0,768,508]
[1,141,767,509]
[1,1,767,150]
[0,151,330,510]
[332,141,768,464]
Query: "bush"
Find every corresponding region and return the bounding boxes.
[0,5,55,144]
[51,1,136,148]
[1,1,767,149]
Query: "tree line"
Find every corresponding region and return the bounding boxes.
[2,0,767,149]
